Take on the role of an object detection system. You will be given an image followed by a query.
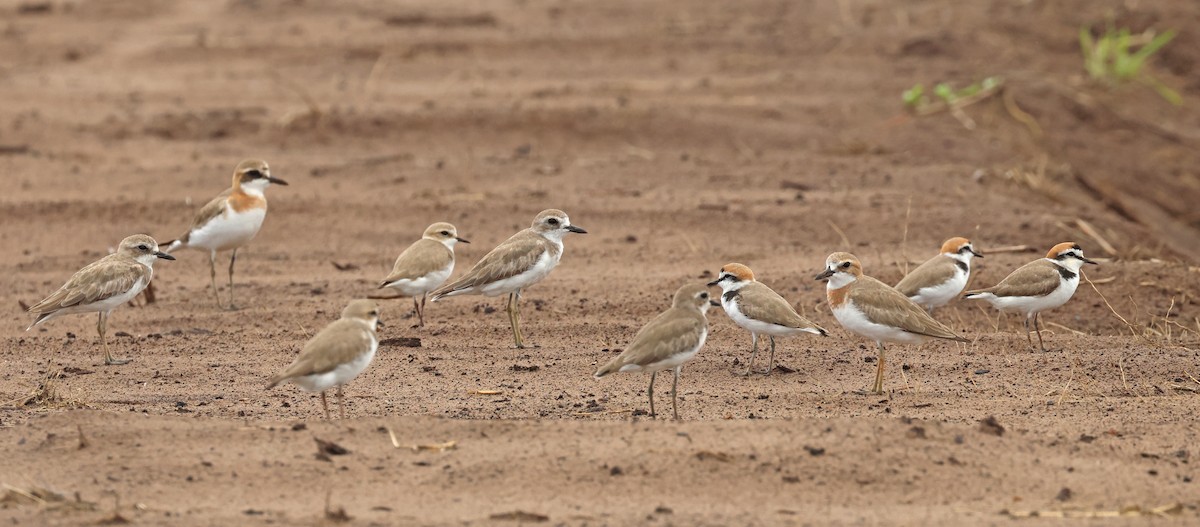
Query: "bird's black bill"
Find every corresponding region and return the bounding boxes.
[1083,257,1098,265]
[566,225,587,233]
[971,249,984,258]
[706,279,720,287]
[267,176,289,186]
[155,252,176,260]
[814,269,834,280]
[376,319,386,328]
[709,300,721,307]
[456,237,471,244]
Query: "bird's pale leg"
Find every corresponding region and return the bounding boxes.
[506,292,524,348]
[743,333,758,376]
[1023,317,1034,350]
[99,311,129,365]
[763,336,777,375]
[225,248,238,310]
[418,293,427,327]
[647,371,657,418]
[671,366,681,420]
[513,289,527,348]
[320,391,330,420]
[1033,312,1048,352]
[412,296,422,328]
[874,341,886,394]
[337,386,346,419]
[208,251,224,309]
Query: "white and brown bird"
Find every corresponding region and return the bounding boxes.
[266,299,383,420]
[708,263,827,375]
[161,159,287,310]
[594,283,713,420]
[816,252,967,394]
[431,209,586,348]
[895,237,983,312]
[964,242,1096,351]
[26,234,175,365]
[378,222,469,327]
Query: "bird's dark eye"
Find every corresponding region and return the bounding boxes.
[547,218,560,225]
[441,231,450,236]
[369,311,378,316]
[138,244,148,251]
[841,262,851,268]
[700,292,709,299]
[245,170,262,178]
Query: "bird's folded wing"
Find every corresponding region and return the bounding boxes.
[186,188,233,233]
[972,260,1061,298]
[619,312,706,366]
[895,257,957,296]
[434,231,545,294]
[274,320,372,380]
[738,283,824,332]
[28,257,148,313]
[850,283,962,340]
[381,239,452,285]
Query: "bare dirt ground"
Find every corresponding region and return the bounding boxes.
[1,0,1199,524]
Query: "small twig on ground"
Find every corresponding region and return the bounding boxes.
[826,220,852,249]
[985,244,1037,254]
[1075,218,1118,256]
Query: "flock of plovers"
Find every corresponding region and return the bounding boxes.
[25,160,1098,420]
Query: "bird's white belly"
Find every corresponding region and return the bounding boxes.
[187,207,266,252]
[386,262,453,297]
[479,250,559,296]
[724,298,814,337]
[292,338,378,392]
[620,330,707,374]
[909,270,968,310]
[833,302,926,345]
[979,277,1077,316]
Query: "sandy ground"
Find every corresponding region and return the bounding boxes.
[1,0,1199,524]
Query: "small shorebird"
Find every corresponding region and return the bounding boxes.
[161,159,287,310]
[594,283,713,420]
[895,237,983,312]
[26,234,175,365]
[708,263,827,375]
[378,222,469,327]
[266,299,383,420]
[431,209,586,348]
[964,242,1096,351]
[816,252,967,393]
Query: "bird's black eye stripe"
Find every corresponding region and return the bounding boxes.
[245,169,263,178]
[841,261,851,268]
[959,246,972,253]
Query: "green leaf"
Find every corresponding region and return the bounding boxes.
[902,84,924,107]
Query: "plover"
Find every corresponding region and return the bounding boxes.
[378,222,469,327]
[26,234,175,365]
[964,242,1096,351]
[895,237,983,312]
[431,209,586,348]
[161,159,287,310]
[816,252,967,393]
[594,283,713,420]
[266,299,382,420]
[708,263,827,375]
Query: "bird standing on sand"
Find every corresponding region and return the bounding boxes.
[964,242,1096,351]
[816,252,968,394]
[708,263,827,375]
[378,222,469,327]
[266,299,383,420]
[594,283,714,420]
[431,209,586,348]
[894,237,983,312]
[161,159,288,310]
[27,234,175,365]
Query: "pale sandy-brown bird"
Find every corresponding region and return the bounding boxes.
[378,222,469,327]
[708,263,826,375]
[27,234,175,365]
[266,299,383,420]
[161,159,287,310]
[895,237,983,312]
[965,242,1096,351]
[431,209,586,348]
[594,283,713,419]
[816,252,967,393]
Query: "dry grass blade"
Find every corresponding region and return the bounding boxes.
[826,219,852,249]
[1074,218,1118,255]
[985,244,1036,254]
[572,409,633,417]
[468,389,504,395]
[1004,502,1182,518]
[1002,88,1043,137]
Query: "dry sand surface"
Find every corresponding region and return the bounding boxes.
[2,0,1199,525]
